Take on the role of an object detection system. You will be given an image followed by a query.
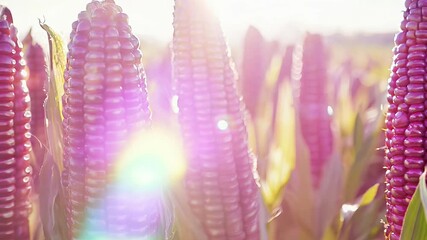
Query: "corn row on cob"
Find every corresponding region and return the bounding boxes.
[62,1,156,238]
[296,33,333,189]
[0,6,32,240]
[384,0,427,239]
[173,0,260,239]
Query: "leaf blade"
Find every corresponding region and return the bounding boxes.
[400,179,427,240]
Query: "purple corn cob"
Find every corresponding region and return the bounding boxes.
[241,26,268,118]
[173,0,260,239]
[25,41,47,171]
[278,45,294,84]
[296,33,333,189]
[0,6,32,240]
[384,0,427,239]
[63,1,157,239]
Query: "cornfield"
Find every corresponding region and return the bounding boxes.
[1,0,427,239]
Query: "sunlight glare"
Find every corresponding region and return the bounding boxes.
[341,204,358,217]
[171,95,179,114]
[115,126,186,191]
[327,106,334,116]
[217,119,229,131]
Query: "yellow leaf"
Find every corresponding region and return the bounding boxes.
[40,22,66,171]
[322,226,336,240]
[261,82,295,211]
[359,183,379,207]
[336,78,356,138]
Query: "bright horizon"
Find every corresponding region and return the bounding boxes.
[2,0,404,44]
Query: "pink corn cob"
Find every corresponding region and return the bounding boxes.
[62,1,158,239]
[384,0,427,239]
[297,33,333,189]
[241,26,267,118]
[173,0,260,239]
[0,6,32,240]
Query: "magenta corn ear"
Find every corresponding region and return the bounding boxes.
[241,26,267,118]
[173,0,261,239]
[384,1,427,239]
[62,1,157,238]
[0,6,32,240]
[296,33,333,189]
[278,45,294,84]
[25,41,47,172]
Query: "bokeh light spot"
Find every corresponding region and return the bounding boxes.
[171,95,179,113]
[217,119,229,131]
[327,105,334,116]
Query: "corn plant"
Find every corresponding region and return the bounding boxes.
[172,0,263,239]
[0,6,32,240]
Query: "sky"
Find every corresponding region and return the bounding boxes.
[1,0,404,44]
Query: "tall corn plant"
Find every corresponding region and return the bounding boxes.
[0,6,33,240]
[384,0,427,239]
[60,0,164,238]
[172,0,263,239]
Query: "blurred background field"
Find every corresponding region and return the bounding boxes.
[15,0,410,239]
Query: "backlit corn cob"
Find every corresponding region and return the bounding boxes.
[384,1,427,239]
[278,45,294,84]
[242,26,267,118]
[296,33,333,189]
[63,1,155,238]
[173,0,261,239]
[25,41,47,172]
[0,6,32,240]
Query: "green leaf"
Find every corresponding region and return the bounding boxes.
[400,181,427,240]
[39,21,65,172]
[337,184,385,240]
[344,124,382,202]
[419,170,427,221]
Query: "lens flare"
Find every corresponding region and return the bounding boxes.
[115,126,186,191]
[79,126,184,239]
